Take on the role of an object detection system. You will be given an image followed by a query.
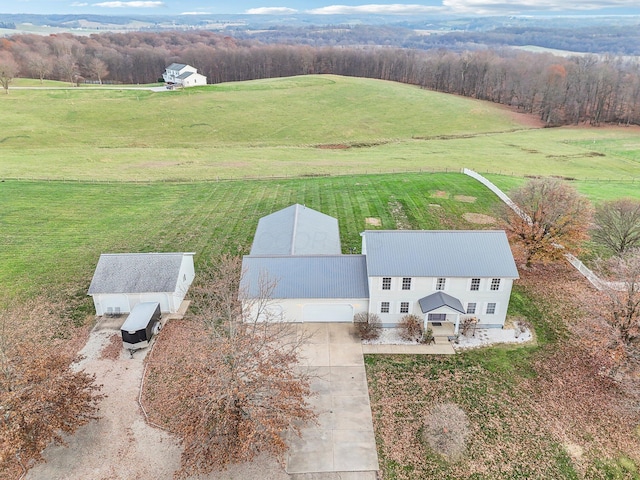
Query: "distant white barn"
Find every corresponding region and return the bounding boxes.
[88,252,195,316]
[162,63,207,88]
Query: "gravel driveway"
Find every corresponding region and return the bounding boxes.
[25,317,291,480]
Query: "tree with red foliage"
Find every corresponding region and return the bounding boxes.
[503,178,593,268]
[0,302,102,474]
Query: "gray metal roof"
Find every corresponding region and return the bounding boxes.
[121,302,160,332]
[166,63,187,71]
[363,230,519,278]
[177,71,195,80]
[250,204,342,256]
[88,253,192,294]
[419,292,465,314]
[240,255,369,299]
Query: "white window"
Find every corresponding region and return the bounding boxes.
[382,277,391,290]
[400,302,410,314]
[380,302,390,313]
[466,303,476,314]
[490,278,501,291]
[470,278,480,291]
[486,303,496,315]
[402,277,412,290]
[436,278,446,291]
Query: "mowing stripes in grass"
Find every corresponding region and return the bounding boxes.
[0,173,504,300]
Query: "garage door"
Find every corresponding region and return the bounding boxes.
[302,304,354,323]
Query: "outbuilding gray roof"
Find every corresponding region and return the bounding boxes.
[88,253,191,294]
[250,204,342,256]
[419,292,465,314]
[362,230,519,278]
[240,255,369,299]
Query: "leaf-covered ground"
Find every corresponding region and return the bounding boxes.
[366,263,640,479]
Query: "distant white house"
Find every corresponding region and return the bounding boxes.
[88,252,195,316]
[162,63,207,88]
[241,205,519,333]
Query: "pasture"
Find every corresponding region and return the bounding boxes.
[2,75,639,190]
[0,172,502,300]
[2,74,640,479]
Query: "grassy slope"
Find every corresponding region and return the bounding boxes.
[2,75,639,186]
[3,75,639,477]
[0,172,499,299]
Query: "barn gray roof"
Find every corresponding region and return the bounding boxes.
[362,230,519,278]
[419,292,465,314]
[241,255,369,299]
[88,253,192,294]
[250,204,342,256]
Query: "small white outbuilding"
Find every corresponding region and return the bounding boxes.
[88,252,195,316]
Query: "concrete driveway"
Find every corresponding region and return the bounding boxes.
[287,324,379,478]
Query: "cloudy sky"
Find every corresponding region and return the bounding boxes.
[5,0,640,16]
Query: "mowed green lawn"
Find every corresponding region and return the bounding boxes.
[2,75,639,184]
[0,172,501,300]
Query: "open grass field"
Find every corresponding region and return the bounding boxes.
[2,75,639,190]
[0,172,502,300]
[3,74,640,479]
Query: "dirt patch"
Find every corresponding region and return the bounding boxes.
[365,217,382,227]
[389,198,411,229]
[428,204,442,208]
[564,442,584,461]
[99,333,124,360]
[430,191,448,199]
[462,213,496,224]
[454,195,476,203]
[316,144,350,149]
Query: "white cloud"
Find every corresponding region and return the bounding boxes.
[92,1,164,8]
[442,0,640,14]
[245,7,298,14]
[307,4,443,15]
[71,2,89,6]
[180,11,211,15]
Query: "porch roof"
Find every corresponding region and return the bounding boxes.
[418,291,465,314]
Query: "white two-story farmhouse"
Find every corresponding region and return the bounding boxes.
[241,205,518,334]
[162,63,207,88]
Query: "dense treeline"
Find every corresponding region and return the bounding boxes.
[234,24,640,56]
[2,30,639,126]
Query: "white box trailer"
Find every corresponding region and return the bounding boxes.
[121,302,162,351]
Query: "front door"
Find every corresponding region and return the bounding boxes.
[427,313,447,323]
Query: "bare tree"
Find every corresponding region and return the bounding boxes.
[592,199,640,256]
[146,254,315,477]
[0,52,19,94]
[87,58,108,84]
[25,52,52,84]
[56,54,78,85]
[503,178,593,268]
[595,249,640,344]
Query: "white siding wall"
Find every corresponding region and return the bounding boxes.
[368,276,514,328]
[243,298,369,323]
